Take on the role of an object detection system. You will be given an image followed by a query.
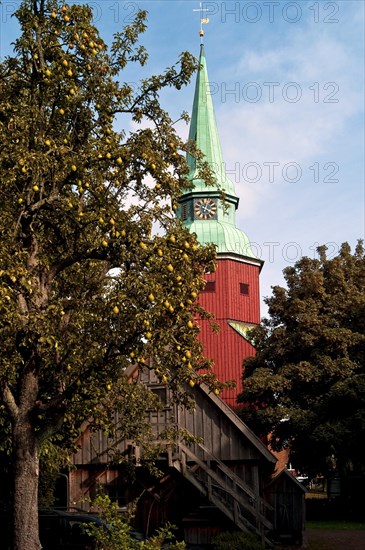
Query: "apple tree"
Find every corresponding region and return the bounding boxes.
[238,242,365,480]
[0,1,219,548]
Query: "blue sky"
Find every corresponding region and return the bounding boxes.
[1,0,364,316]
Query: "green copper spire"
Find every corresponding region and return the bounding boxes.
[178,45,259,263]
[186,44,237,200]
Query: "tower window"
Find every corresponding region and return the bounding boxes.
[203,281,216,292]
[240,283,249,295]
[181,204,188,221]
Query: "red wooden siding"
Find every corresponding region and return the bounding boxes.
[199,259,261,324]
[197,258,261,409]
[198,320,256,409]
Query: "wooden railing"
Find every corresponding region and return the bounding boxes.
[168,441,274,547]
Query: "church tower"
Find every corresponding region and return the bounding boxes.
[177,44,263,410]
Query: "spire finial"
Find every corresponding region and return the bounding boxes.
[193,2,209,43]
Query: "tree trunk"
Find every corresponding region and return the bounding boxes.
[12,417,41,550]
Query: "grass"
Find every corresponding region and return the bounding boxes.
[306,520,365,530]
[275,521,365,550]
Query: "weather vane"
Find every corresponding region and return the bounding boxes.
[193,2,210,43]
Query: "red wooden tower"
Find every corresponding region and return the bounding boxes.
[177,45,263,410]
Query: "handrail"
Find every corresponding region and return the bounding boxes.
[173,441,274,538]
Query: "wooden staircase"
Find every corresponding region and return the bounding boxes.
[168,441,274,547]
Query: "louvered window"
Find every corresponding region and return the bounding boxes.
[182,203,188,221]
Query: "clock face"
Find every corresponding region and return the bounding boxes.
[194,198,217,220]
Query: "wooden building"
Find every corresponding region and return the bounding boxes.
[70,366,277,546]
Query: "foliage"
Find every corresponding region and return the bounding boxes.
[238,242,365,477]
[0,0,222,546]
[211,530,264,550]
[85,494,185,550]
[0,0,220,456]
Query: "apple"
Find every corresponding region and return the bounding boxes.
[33,185,39,192]
[102,240,108,247]
[106,152,111,159]
[71,164,77,171]
[18,198,23,204]
[89,41,94,48]
[185,350,192,359]
[106,384,112,391]
[167,264,174,272]
[146,331,152,340]
[187,321,194,329]
[45,139,51,146]
[59,108,65,115]
[116,157,123,165]
[191,291,197,299]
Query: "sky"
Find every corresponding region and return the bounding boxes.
[1,0,364,317]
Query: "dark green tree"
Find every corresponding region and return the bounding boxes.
[0,1,220,548]
[238,242,365,479]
